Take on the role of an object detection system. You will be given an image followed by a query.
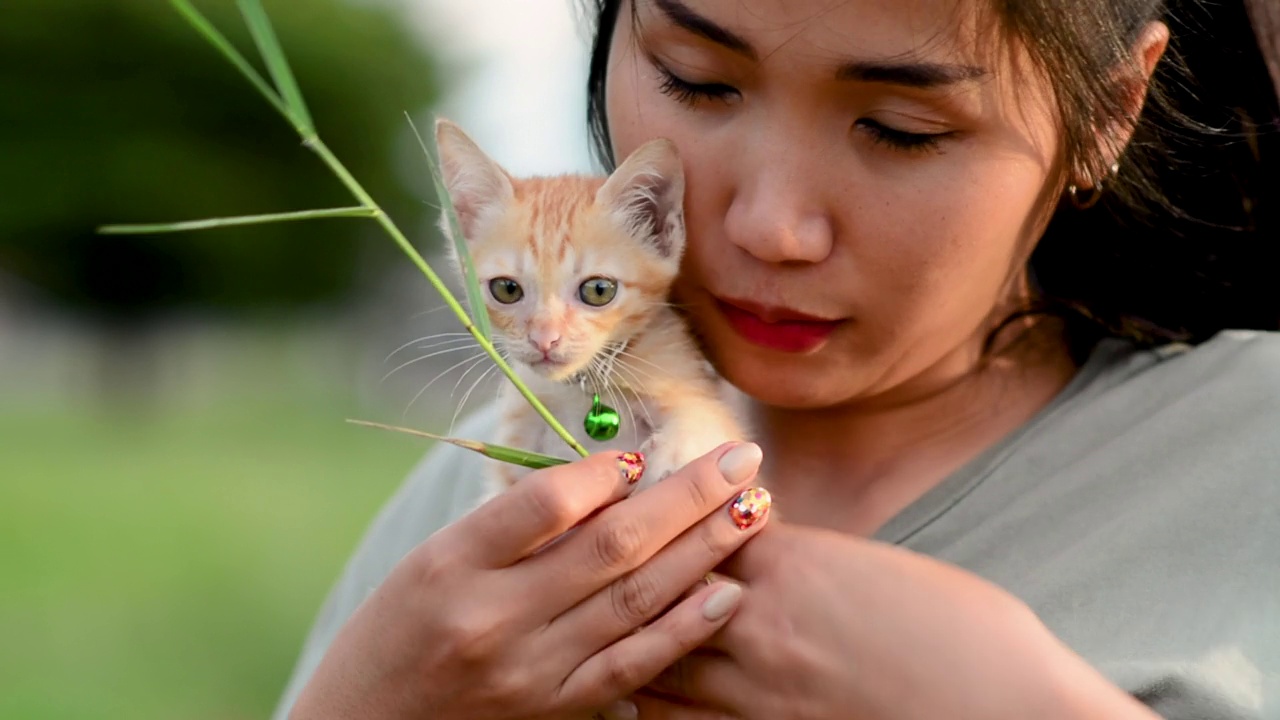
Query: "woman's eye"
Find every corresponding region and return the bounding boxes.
[489,277,523,304]
[856,119,954,154]
[654,62,739,106]
[578,277,618,307]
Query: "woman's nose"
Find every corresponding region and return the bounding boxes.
[722,157,834,265]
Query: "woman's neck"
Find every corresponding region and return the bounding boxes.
[749,324,1081,537]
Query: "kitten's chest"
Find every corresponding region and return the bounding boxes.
[530,384,656,458]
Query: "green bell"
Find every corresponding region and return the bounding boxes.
[583,392,621,442]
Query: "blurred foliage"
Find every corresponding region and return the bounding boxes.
[0,4,457,717]
[0,0,444,321]
[0,331,429,719]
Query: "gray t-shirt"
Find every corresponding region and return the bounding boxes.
[272,330,1280,720]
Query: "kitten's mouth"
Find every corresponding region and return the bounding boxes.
[530,356,569,370]
[522,354,581,381]
[528,341,629,387]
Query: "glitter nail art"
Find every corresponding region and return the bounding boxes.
[728,487,772,530]
[618,451,645,484]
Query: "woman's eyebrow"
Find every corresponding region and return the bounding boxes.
[650,0,757,60]
[647,0,988,90]
[836,61,989,89]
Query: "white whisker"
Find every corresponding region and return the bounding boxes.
[493,371,506,404]
[450,362,500,435]
[608,356,643,390]
[610,360,656,431]
[604,365,643,447]
[380,343,482,384]
[613,349,670,378]
[402,351,488,418]
[450,354,492,400]
[383,333,476,364]
[407,305,455,321]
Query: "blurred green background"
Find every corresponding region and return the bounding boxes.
[0,0,506,717]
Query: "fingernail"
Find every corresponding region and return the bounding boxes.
[606,699,639,719]
[701,582,743,621]
[728,487,771,530]
[617,451,645,485]
[716,442,762,484]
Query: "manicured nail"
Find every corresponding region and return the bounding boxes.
[728,487,771,530]
[606,699,639,719]
[716,442,762,484]
[701,582,743,621]
[617,451,645,484]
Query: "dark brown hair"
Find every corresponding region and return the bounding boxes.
[580,0,1280,360]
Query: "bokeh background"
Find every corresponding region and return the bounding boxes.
[1,1,596,717]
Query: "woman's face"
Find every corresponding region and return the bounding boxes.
[604,0,1067,409]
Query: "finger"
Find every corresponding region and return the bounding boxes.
[632,692,737,719]
[710,521,785,582]
[551,487,770,657]
[645,652,741,713]
[518,442,764,613]
[560,580,745,709]
[664,573,740,642]
[676,571,733,605]
[632,692,736,719]
[447,449,648,567]
[591,698,640,720]
[692,626,731,653]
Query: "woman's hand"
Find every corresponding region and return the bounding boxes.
[634,524,1160,720]
[287,441,772,720]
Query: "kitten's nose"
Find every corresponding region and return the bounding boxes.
[529,330,561,355]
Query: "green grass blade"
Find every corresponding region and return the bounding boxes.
[237,0,314,135]
[98,206,376,235]
[407,113,492,341]
[168,0,293,126]
[346,420,570,469]
[150,1,590,459]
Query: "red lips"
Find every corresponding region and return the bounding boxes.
[714,297,843,353]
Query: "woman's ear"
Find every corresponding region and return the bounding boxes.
[1090,21,1171,178]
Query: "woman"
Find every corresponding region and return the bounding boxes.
[276,0,1280,718]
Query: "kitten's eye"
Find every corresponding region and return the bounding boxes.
[489,277,523,304]
[578,277,618,307]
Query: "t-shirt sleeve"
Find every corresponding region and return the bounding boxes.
[269,405,496,720]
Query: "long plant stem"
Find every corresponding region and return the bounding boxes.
[155,0,589,458]
[100,206,375,234]
[305,137,589,457]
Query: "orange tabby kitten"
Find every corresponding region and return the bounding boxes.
[434,118,752,497]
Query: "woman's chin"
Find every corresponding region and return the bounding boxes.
[703,334,856,411]
[730,368,846,409]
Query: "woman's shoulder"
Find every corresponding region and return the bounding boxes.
[914,327,1280,556]
[1078,328,1280,427]
[1147,328,1280,382]
[986,331,1280,716]
[1030,328,1280,491]
[893,330,1280,552]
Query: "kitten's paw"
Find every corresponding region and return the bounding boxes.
[633,437,713,492]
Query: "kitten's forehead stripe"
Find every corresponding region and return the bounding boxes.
[516,175,607,271]
[474,169,680,380]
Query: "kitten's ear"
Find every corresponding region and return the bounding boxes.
[435,117,515,241]
[595,138,686,261]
